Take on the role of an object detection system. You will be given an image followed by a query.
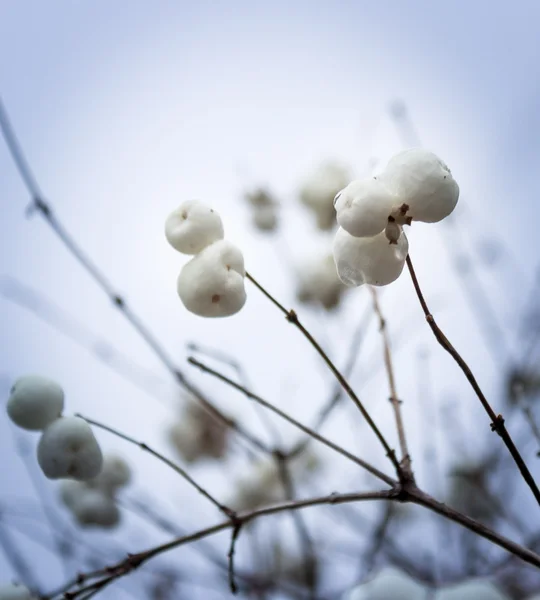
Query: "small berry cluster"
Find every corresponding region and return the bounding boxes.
[333,148,459,287]
[168,400,229,464]
[165,200,247,317]
[7,376,102,480]
[58,453,131,528]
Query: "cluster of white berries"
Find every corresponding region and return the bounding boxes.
[333,148,459,287]
[300,161,351,230]
[0,583,35,600]
[58,453,131,528]
[344,571,510,600]
[296,253,347,310]
[165,200,247,317]
[245,188,279,233]
[7,375,102,480]
[168,400,229,463]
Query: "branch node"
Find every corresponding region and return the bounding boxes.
[286,309,298,323]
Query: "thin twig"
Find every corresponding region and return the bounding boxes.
[77,414,235,519]
[188,356,396,486]
[228,521,242,594]
[369,286,412,477]
[245,271,400,472]
[405,253,540,507]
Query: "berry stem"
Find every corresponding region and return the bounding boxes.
[405,253,540,508]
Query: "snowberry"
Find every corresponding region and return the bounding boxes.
[378,148,459,223]
[252,205,278,232]
[296,253,346,310]
[169,401,228,463]
[165,200,224,255]
[333,227,409,287]
[246,188,276,208]
[434,579,509,600]
[88,453,131,493]
[7,375,64,431]
[71,488,120,528]
[177,240,246,317]
[300,161,351,230]
[37,416,103,480]
[334,178,397,238]
[0,584,35,600]
[59,479,88,509]
[345,567,428,600]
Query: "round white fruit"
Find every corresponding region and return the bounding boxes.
[165,200,224,255]
[345,567,428,600]
[335,178,396,238]
[72,488,120,528]
[379,148,459,223]
[177,240,246,317]
[0,583,35,600]
[88,453,131,493]
[7,375,64,431]
[333,227,409,287]
[37,417,103,480]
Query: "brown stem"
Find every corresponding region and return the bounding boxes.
[245,271,400,472]
[369,286,412,478]
[46,484,540,598]
[405,253,540,507]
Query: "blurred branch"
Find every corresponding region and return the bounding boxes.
[369,286,412,477]
[187,355,396,486]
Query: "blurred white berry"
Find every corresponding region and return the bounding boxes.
[59,478,88,509]
[7,375,64,431]
[434,579,509,600]
[379,148,459,223]
[71,488,120,528]
[245,188,276,208]
[333,227,409,287]
[37,416,103,480]
[88,453,131,493]
[252,205,278,232]
[300,161,351,230]
[0,584,35,600]
[177,240,246,317]
[344,567,428,600]
[334,178,397,238]
[165,200,224,255]
[296,253,346,310]
[168,401,229,463]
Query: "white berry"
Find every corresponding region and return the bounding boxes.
[71,488,120,528]
[88,453,131,493]
[37,416,103,480]
[296,253,345,310]
[335,178,396,238]
[379,148,459,223]
[345,567,428,600]
[434,579,509,600]
[59,479,88,509]
[300,161,351,230]
[177,240,246,317]
[0,584,35,600]
[333,227,409,287]
[165,200,224,255]
[7,375,64,431]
